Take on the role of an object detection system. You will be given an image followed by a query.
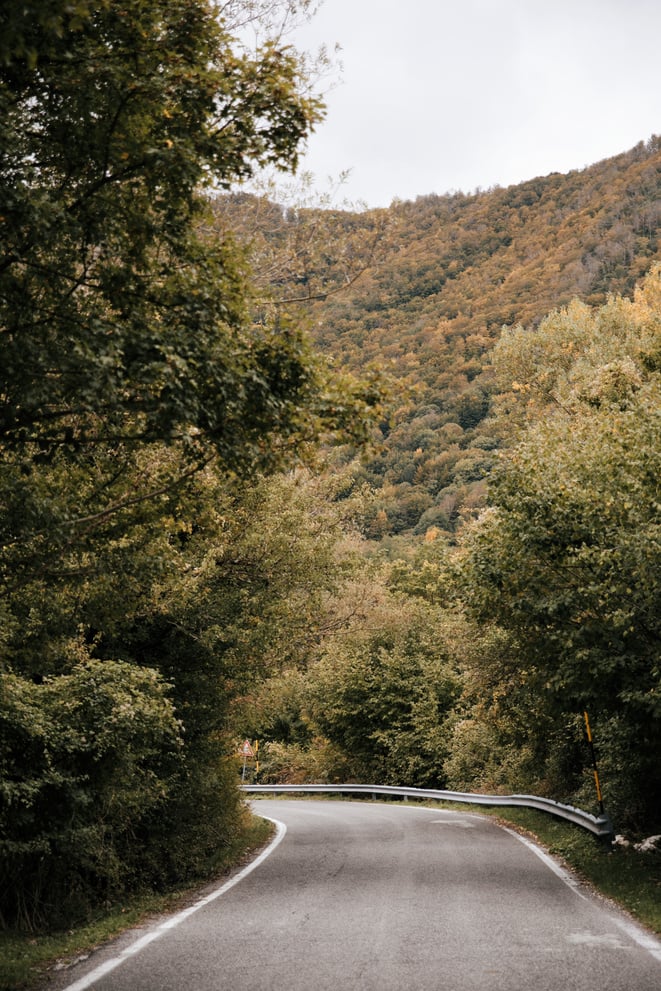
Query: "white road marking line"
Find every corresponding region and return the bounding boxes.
[430,819,476,828]
[61,817,287,991]
[502,826,587,897]
[567,931,631,949]
[610,916,661,964]
[503,826,661,964]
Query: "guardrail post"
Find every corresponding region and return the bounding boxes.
[596,814,616,847]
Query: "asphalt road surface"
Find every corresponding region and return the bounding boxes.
[57,799,661,991]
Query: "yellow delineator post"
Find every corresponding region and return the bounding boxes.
[583,710,605,814]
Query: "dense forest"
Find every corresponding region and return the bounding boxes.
[224,143,661,844]
[1,0,660,937]
[218,135,661,538]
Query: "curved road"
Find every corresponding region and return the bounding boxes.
[58,799,661,991]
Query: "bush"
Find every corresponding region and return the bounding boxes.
[0,659,182,930]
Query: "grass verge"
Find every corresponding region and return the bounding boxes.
[0,814,274,991]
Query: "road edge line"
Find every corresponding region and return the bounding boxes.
[60,818,287,991]
[502,825,661,963]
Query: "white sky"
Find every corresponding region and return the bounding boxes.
[288,0,661,207]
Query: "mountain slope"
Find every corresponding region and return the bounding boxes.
[221,136,661,537]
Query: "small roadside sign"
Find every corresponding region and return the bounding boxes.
[239,739,255,758]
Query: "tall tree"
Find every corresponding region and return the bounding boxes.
[0,0,324,452]
[0,0,382,928]
[459,268,661,829]
[0,0,385,602]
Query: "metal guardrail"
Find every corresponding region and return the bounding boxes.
[242,782,615,840]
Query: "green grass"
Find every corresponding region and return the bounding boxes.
[0,815,274,991]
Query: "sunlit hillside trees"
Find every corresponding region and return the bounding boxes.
[237,269,661,836]
[221,137,661,537]
[455,267,661,829]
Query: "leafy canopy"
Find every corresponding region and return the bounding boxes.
[0,0,387,928]
[458,267,661,825]
[0,0,383,591]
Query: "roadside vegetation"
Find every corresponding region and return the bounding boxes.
[0,814,274,991]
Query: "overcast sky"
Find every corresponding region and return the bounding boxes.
[287,0,661,208]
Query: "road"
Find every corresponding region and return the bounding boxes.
[58,799,661,991]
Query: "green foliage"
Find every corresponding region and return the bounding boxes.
[0,658,182,929]
[228,531,464,788]
[255,738,356,785]
[0,457,374,929]
[0,0,380,603]
[458,269,661,829]
[98,468,370,871]
[0,812,273,990]
[123,467,370,689]
[0,0,387,933]
[304,595,461,786]
[0,0,325,464]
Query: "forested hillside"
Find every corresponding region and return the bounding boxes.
[219,136,661,536]
[237,264,661,842]
[225,141,661,837]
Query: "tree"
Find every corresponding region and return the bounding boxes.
[0,0,386,652]
[0,0,385,928]
[459,269,661,829]
[305,589,461,787]
[0,656,183,929]
[0,0,380,581]
[1,0,326,449]
[209,183,393,316]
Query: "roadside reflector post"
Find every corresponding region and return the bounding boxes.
[583,711,615,846]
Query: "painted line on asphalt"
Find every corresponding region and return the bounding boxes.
[610,915,661,963]
[503,826,661,964]
[61,817,287,991]
[502,826,587,899]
